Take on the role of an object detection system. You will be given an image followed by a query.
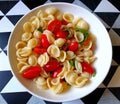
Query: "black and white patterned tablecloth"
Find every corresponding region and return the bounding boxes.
[0,0,120,104]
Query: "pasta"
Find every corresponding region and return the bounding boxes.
[15,7,97,94]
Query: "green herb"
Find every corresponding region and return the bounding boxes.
[67,34,72,39]
[37,26,43,32]
[69,59,75,67]
[74,28,89,44]
[92,70,96,77]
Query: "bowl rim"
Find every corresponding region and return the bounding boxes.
[8,2,113,102]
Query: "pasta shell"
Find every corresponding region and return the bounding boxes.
[47,44,60,58]
[75,61,82,73]
[58,50,66,62]
[15,41,26,50]
[63,13,74,23]
[19,64,31,74]
[51,83,63,94]
[74,31,84,42]
[45,7,57,15]
[81,72,91,79]
[23,22,35,32]
[75,77,88,87]
[76,20,89,30]
[66,51,76,59]
[28,55,37,66]
[54,38,66,47]
[27,38,38,49]
[19,47,32,57]
[33,29,42,38]
[54,11,63,20]
[22,32,32,41]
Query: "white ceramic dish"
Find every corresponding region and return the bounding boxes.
[8,3,112,102]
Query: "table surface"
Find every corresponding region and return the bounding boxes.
[0,0,120,104]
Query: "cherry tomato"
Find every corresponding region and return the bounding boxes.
[33,46,47,54]
[51,66,62,78]
[69,41,78,52]
[41,34,50,48]
[81,62,94,74]
[61,19,68,25]
[43,61,60,72]
[22,66,42,79]
[47,19,62,34]
[56,31,67,39]
[82,36,91,47]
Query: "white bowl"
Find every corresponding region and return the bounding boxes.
[8,3,112,102]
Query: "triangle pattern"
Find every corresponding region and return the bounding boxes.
[0,1,18,14]
[113,46,120,64]
[108,66,120,87]
[95,12,119,27]
[27,96,46,104]
[109,29,120,46]
[113,28,120,37]
[63,99,84,104]
[50,0,74,3]
[80,0,101,11]
[0,10,4,16]
[1,92,32,104]
[6,1,30,15]
[0,51,11,71]
[73,0,92,12]
[98,83,106,88]
[109,87,120,101]
[0,32,10,50]
[112,14,120,28]
[103,65,118,86]
[0,16,14,32]
[108,0,120,11]
[94,0,120,12]
[112,59,119,66]
[7,15,23,25]
[0,94,7,104]
[44,101,62,104]
[81,88,105,104]
[0,71,13,92]
[1,76,27,93]
[0,16,3,20]
[21,0,47,10]
[98,89,120,104]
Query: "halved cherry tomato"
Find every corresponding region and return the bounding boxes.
[22,66,42,79]
[41,34,50,48]
[33,46,47,54]
[51,66,63,78]
[81,62,94,74]
[69,41,78,52]
[56,31,67,39]
[43,61,60,72]
[82,36,91,47]
[47,19,62,34]
[61,19,68,25]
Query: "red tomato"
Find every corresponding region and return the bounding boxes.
[41,34,50,48]
[69,41,78,52]
[43,61,60,72]
[22,66,42,79]
[61,19,68,25]
[56,31,67,39]
[51,66,62,78]
[47,19,62,34]
[81,62,94,74]
[33,46,47,54]
[82,36,91,47]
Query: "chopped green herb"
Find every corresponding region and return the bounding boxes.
[67,34,72,39]
[92,70,96,77]
[69,59,75,67]
[37,26,43,32]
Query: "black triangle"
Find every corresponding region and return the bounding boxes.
[108,0,120,11]
[113,46,120,64]
[50,0,74,3]
[44,101,62,104]
[112,28,120,37]
[1,92,32,104]
[22,0,47,9]
[81,88,105,104]
[80,0,101,11]
[0,1,18,14]
[0,16,3,20]
[0,32,10,50]
[103,65,118,86]
[106,28,111,32]
[95,13,119,27]
[7,15,23,25]
[0,71,13,92]
[109,87,120,101]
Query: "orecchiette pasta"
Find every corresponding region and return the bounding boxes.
[15,7,97,94]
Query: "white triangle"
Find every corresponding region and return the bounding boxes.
[98,83,106,88]
[0,48,2,51]
[6,1,30,15]
[0,94,7,104]
[73,0,92,12]
[108,66,120,87]
[94,0,120,12]
[0,51,11,71]
[63,99,84,104]
[112,14,120,28]
[109,28,120,46]
[1,76,27,93]
[98,89,120,104]
[0,16,14,32]
[0,10,4,16]
[3,45,8,51]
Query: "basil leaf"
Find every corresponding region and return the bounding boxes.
[92,70,96,77]
[37,26,43,32]
[69,59,75,67]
